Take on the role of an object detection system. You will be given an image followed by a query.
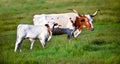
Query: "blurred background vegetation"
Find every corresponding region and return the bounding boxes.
[0,0,119,32]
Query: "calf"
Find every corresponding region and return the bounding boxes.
[14,22,58,52]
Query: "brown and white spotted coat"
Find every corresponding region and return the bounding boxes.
[33,9,99,39]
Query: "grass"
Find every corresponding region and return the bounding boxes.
[0,0,120,64]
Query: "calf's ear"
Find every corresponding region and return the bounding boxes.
[54,23,58,26]
[45,24,49,28]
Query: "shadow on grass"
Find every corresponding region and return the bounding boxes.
[90,39,106,45]
[83,39,107,51]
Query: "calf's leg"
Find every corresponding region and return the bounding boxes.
[14,38,23,52]
[39,38,46,48]
[29,38,35,50]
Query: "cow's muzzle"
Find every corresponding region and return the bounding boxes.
[90,28,94,31]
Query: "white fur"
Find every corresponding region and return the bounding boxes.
[14,22,55,52]
[33,13,94,38]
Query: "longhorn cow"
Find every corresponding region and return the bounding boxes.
[33,9,99,39]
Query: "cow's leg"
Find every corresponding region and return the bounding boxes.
[67,30,73,40]
[14,38,23,52]
[67,34,73,39]
[67,35,72,43]
[29,38,35,50]
[65,29,74,43]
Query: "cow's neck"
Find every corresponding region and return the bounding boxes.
[73,25,83,38]
[78,25,83,31]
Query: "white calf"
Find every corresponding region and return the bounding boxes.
[14,22,57,52]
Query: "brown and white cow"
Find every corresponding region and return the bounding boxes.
[33,9,99,39]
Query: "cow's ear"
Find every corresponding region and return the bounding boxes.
[45,24,49,28]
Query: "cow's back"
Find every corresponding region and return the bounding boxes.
[33,13,78,29]
[33,13,78,35]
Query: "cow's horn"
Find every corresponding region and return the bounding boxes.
[68,9,82,16]
[91,9,100,17]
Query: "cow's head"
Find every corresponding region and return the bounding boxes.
[70,9,99,37]
[75,16,94,31]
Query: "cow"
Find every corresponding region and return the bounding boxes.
[14,22,58,52]
[33,9,99,39]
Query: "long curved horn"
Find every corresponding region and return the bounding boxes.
[91,9,100,17]
[68,9,82,16]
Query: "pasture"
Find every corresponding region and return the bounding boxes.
[0,0,120,64]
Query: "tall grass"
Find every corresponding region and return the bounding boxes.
[0,0,120,64]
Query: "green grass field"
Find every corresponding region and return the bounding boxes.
[0,0,120,64]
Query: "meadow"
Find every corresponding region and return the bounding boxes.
[0,0,120,64]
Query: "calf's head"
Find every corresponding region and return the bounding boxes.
[45,22,58,32]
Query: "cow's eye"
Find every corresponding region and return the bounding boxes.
[81,19,85,22]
